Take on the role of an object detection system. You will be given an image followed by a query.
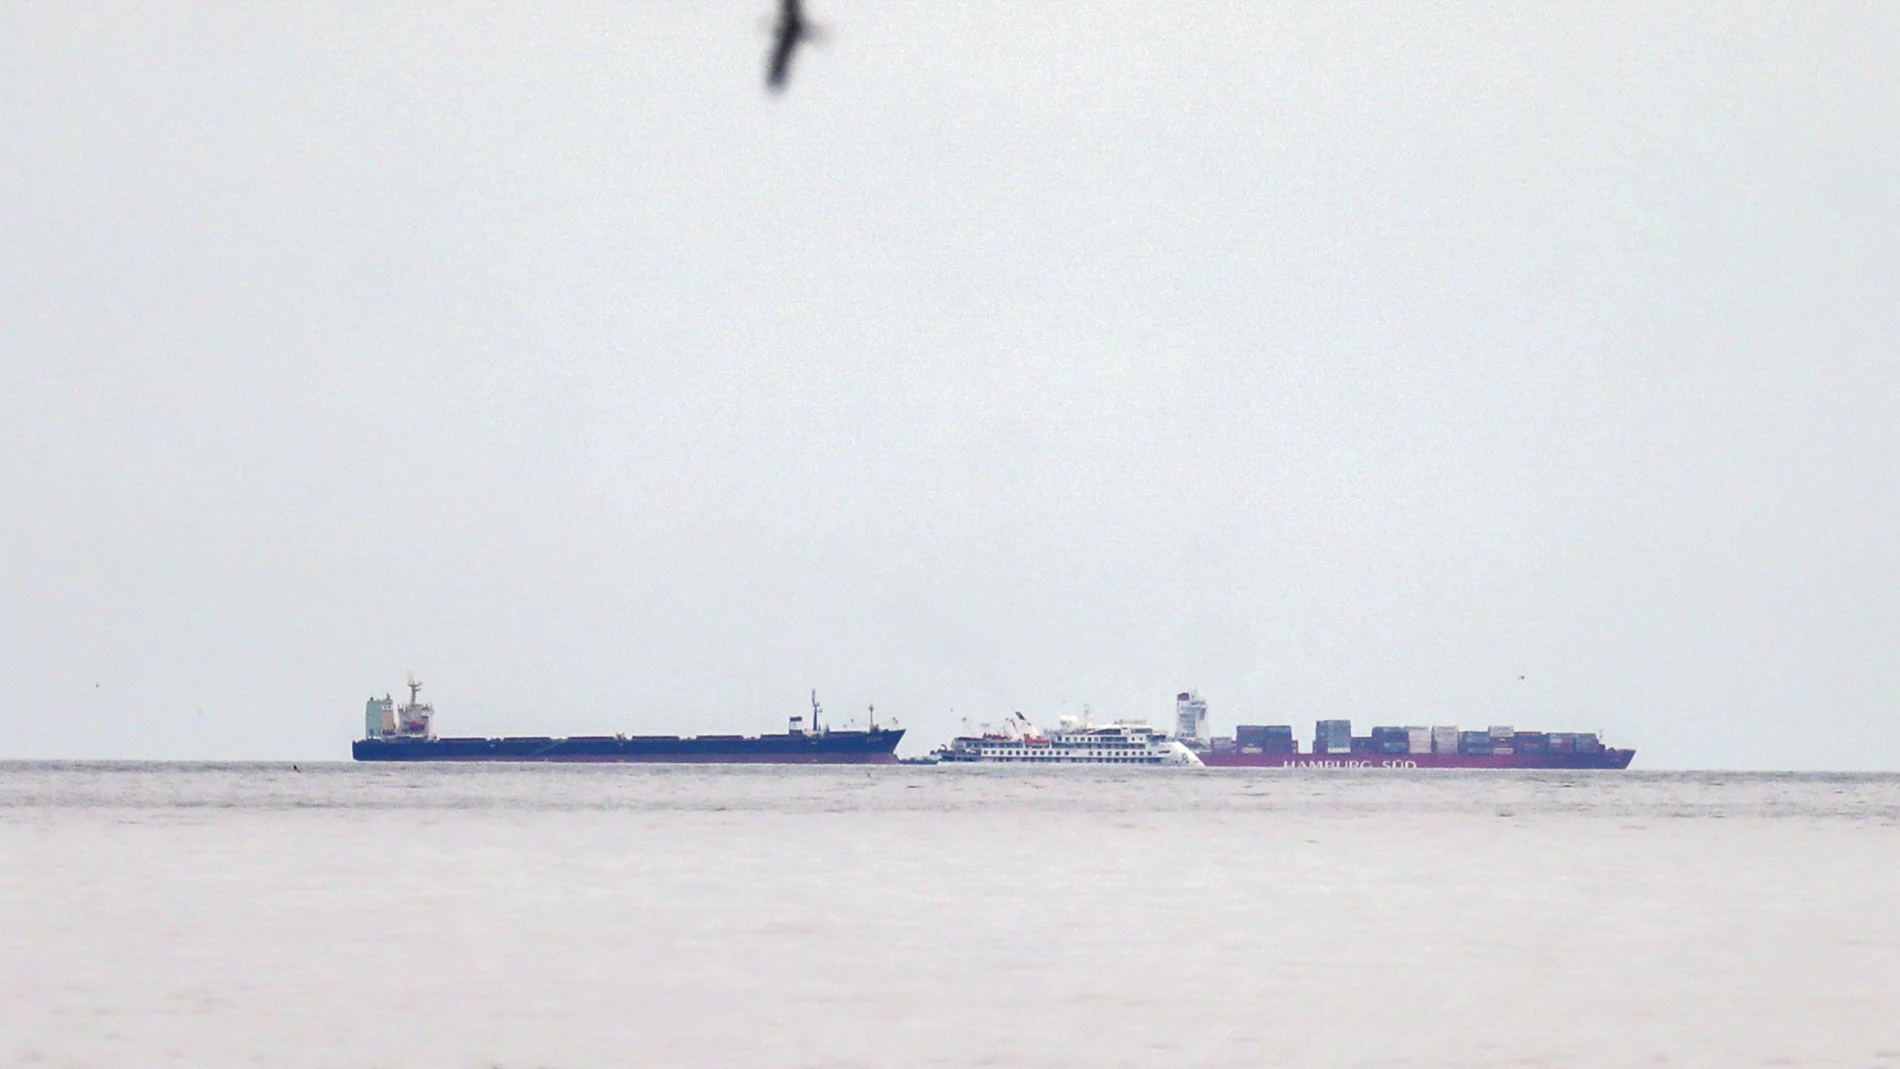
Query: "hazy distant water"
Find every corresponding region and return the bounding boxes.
[3,765,1897,1069]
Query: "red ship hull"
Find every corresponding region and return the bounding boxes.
[1199,749,1635,769]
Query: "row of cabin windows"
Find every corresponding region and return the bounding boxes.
[991,744,1139,751]
[981,748,1144,753]
[978,752,1153,760]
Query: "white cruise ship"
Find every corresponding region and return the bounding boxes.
[935,713,1203,766]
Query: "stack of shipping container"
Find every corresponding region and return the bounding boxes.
[1234,724,1296,754]
[1370,726,1412,755]
[1314,720,1353,755]
[1292,720,1606,757]
[1546,732,1604,754]
[1371,726,1440,755]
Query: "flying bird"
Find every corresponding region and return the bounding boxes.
[766,0,811,92]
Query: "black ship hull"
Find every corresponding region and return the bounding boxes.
[353,728,904,764]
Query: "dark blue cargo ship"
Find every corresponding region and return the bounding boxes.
[353,682,903,764]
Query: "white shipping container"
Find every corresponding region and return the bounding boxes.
[1432,726,1460,753]
[1488,725,1515,739]
[1407,728,1432,754]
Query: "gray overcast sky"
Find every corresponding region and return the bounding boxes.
[2,4,1895,767]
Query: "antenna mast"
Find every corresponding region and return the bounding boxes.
[810,689,822,734]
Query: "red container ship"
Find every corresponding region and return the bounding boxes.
[1173,693,1635,769]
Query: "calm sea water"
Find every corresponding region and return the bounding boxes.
[2,764,1897,1069]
